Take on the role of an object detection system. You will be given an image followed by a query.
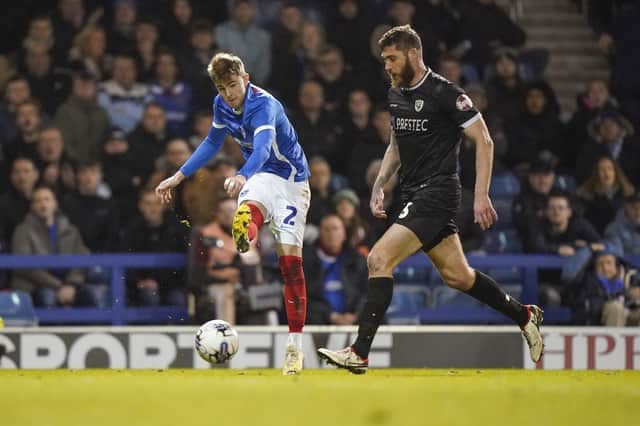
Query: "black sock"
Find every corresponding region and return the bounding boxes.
[352,277,394,358]
[465,270,529,327]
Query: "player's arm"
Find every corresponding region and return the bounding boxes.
[224,126,275,197]
[155,124,226,203]
[370,129,400,219]
[463,117,498,230]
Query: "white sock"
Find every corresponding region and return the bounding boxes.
[287,332,302,350]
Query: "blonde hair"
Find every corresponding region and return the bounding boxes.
[577,156,635,200]
[207,52,246,84]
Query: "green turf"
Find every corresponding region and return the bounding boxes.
[1,369,638,426]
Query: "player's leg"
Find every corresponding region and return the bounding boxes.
[427,233,544,362]
[268,178,310,375]
[317,224,422,374]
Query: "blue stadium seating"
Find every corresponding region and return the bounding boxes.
[489,172,521,198]
[482,228,523,253]
[491,198,514,230]
[0,291,37,326]
[387,285,430,324]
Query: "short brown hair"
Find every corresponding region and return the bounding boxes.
[207,52,246,84]
[378,24,422,52]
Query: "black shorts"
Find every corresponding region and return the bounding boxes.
[394,176,461,252]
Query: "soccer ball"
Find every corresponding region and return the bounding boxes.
[195,319,239,364]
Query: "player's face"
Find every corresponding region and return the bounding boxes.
[381,45,415,88]
[216,74,249,110]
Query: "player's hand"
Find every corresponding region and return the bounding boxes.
[155,172,184,204]
[224,175,247,198]
[370,184,387,219]
[474,194,498,230]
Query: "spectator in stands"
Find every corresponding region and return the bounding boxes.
[11,186,103,308]
[3,100,42,165]
[119,188,188,306]
[133,19,160,82]
[150,49,193,137]
[54,70,110,163]
[0,77,32,147]
[577,109,640,186]
[527,190,602,256]
[345,95,385,197]
[485,48,524,122]
[414,0,461,54]
[596,2,640,126]
[215,0,271,86]
[269,2,304,107]
[22,15,56,57]
[108,0,137,54]
[577,156,635,234]
[147,138,192,216]
[52,0,102,58]
[512,153,557,248]
[327,0,374,69]
[68,25,110,81]
[437,55,465,87]
[604,192,640,256]
[298,21,327,81]
[505,82,565,170]
[572,251,640,326]
[182,156,237,226]
[61,161,119,252]
[386,0,440,66]
[458,0,526,78]
[128,102,175,183]
[567,79,619,164]
[291,80,343,170]
[459,84,508,189]
[179,19,218,110]
[22,44,69,116]
[305,214,367,325]
[307,156,334,227]
[163,0,193,50]
[333,188,367,249]
[187,109,212,149]
[101,129,142,222]
[313,45,354,114]
[98,53,151,133]
[0,157,39,246]
[189,197,250,324]
[35,125,75,194]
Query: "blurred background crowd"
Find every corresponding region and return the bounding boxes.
[0,0,639,327]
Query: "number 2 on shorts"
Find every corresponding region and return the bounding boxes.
[283,205,297,225]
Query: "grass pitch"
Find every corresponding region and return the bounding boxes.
[1,369,638,426]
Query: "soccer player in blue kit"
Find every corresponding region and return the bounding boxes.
[156,53,310,375]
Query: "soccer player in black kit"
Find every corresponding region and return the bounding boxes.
[317,25,543,374]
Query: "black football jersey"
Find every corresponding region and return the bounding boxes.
[388,70,480,192]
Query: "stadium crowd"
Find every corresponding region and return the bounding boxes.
[0,0,639,327]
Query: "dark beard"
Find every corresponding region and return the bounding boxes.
[400,58,415,87]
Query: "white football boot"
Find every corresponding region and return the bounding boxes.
[283,344,304,375]
[317,346,368,375]
[521,305,544,363]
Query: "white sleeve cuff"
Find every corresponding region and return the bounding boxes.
[254,125,276,136]
[460,112,482,129]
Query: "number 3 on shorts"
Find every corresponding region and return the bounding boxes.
[398,202,413,219]
[283,205,297,225]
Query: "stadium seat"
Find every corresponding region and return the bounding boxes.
[386,285,430,324]
[0,291,38,327]
[482,228,523,253]
[489,172,521,198]
[491,198,514,229]
[393,265,430,284]
[486,267,521,284]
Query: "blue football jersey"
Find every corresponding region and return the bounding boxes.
[213,84,310,182]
